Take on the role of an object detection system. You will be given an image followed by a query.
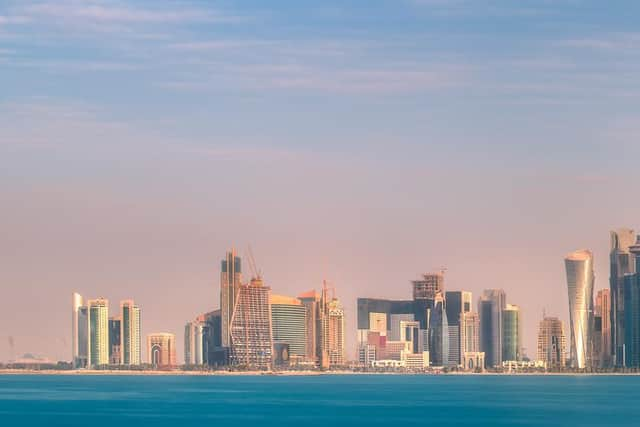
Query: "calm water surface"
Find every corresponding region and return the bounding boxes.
[0,374,638,426]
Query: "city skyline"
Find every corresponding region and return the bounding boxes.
[2,0,640,364]
[2,236,638,365]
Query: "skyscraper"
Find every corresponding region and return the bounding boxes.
[610,228,636,366]
[624,241,640,367]
[271,294,307,358]
[221,250,242,350]
[184,321,205,365]
[595,289,611,367]
[537,316,567,369]
[147,333,177,367]
[565,249,594,369]
[502,304,521,362]
[326,296,346,366]
[228,277,273,369]
[428,292,449,366]
[121,300,141,365]
[479,289,506,367]
[445,291,472,366]
[88,298,109,367]
[462,311,480,353]
[298,290,320,363]
[108,316,121,365]
[71,292,88,368]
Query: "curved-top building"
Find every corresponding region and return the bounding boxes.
[565,249,594,369]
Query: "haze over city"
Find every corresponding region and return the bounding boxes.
[1,0,640,364]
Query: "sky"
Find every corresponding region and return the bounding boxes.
[1,0,640,364]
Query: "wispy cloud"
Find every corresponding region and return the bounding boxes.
[21,0,240,24]
[561,33,640,53]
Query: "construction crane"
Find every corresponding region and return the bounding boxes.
[247,245,262,281]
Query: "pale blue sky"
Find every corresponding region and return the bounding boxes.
[1,0,640,362]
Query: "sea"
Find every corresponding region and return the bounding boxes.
[0,374,638,426]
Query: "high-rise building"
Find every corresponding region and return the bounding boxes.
[271,295,307,358]
[502,304,521,362]
[412,272,444,300]
[428,292,449,366]
[445,291,472,366]
[88,298,109,367]
[71,293,88,368]
[624,241,640,367]
[462,311,480,354]
[537,316,566,368]
[200,310,226,366]
[228,277,273,369]
[326,297,346,366]
[221,250,242,349]
[184,321,205,365]
[121,300,141,365]
[147,333,177,367]
[595,289,611,367]
[479,289,506,367]
[610,228,636,366]
[108,316,121,365]
[565,249,595,369]
[298,290,320,363]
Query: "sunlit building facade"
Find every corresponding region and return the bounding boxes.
[88,298,109,367]
[565,250,594,369]
[184,321,205,365]
[147,333,177,367]
[537,316,566,368]
[271,294,307,358]
[72,292,88,368]
[502,304,521,362]
[121,300,141,365]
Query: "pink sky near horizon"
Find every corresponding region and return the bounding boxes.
[1,129,637,363]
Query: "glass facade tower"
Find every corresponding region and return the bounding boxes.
[565,250,594,369]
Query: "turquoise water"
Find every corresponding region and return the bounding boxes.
[0,374,638,426]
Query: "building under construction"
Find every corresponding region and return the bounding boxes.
[228,277,273,369]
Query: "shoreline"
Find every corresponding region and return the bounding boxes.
[2,369,640,376]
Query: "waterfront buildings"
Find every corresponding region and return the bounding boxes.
[502,304,522,362]
[147,333,176,367]
[88,298,109,367]
[610,228,636,366]
[479,289,506,367]
[72,294,143,368]
[537,316,566,368]
[108,316,121,365]
[121,300,141,366]
[271,294,307,358]
[565,250,594,369]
